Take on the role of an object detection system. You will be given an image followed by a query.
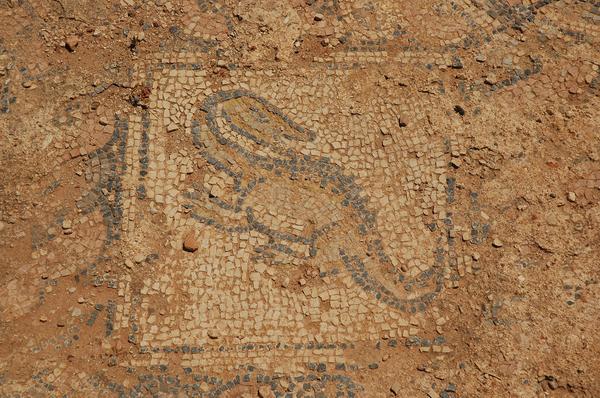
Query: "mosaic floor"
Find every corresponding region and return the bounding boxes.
[0,0,599,397]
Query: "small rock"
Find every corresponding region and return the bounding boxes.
[314,13,324,21]
[207,329,218,339]
[183,232,199,252]
[39,316,48,323]
[72,307,82,317]
[99,116,109,126]
[450,159,462,168]
[453,105,465,116]
[390,383,402,396]
[451,56,463,69]
[134,254,146,263]
[166,123,179,132]
[62,219,72,229]
[65,35,79,52]
[567,191,576,202]
[257,386,274,398]
[475,54,487,62]
[427,389,439,398]
[484,73,497,85]
[125,259,134,269]
[77,297,85,304]
[492,238,503,248]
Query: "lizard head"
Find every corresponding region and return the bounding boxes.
[203,90,315,156]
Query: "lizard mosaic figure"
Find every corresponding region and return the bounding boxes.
[188,90,445,313]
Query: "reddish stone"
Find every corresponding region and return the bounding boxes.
[183,232,198,252]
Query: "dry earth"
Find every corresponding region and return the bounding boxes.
[0,0,599,397]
